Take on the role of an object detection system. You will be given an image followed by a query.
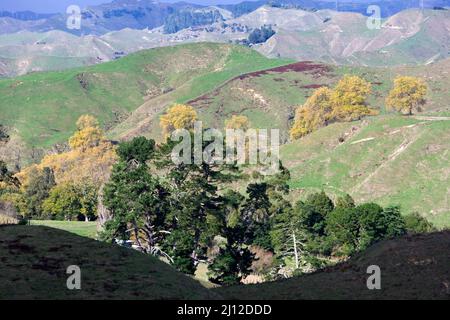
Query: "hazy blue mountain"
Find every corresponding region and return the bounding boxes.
[0,0,448,35]
[267,0,450,17]
[0,11,55,21]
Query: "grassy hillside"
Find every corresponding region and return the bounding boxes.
[218,230,450,300]
[281,115,450,228]
[181,58,450,141]
[2,42,448,152]
[0,43,291,149]
[168,58,449,227]
[0,225,219,300]
[30,220,97,238]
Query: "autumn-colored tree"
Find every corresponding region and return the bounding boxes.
[225,115,250,130]
[17,115,117,186]
[290,76,377,140]
[331,75,374,121]
[75,114,99,130]
[386,76,427,115]
[290,87,333,140]
[69,115,105,150]
[160,104,198,137]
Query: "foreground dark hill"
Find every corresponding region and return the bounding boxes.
[218,231,450,300]
[0,225,218,299]
[1,225,449,299]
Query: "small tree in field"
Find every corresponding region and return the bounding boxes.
[290,87,333,140]
[160,104,197,137]
[43,183,97,221]
[69,115,105,150]
[17,114,117,187]
[225,115,250,130]
[386,76,427,115]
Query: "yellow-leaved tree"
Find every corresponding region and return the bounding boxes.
[290,87,333,140]
[68,115,105,150]
[386,76,427,115]
[160,104,198,137]
[17,115,117,187]
[290,76,376,140]
[331,75,375,121]
[225,115,250,130]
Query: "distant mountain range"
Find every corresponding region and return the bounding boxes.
[1,6,449,77]
[0,0,449,36]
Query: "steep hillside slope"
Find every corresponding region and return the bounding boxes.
[218,231,450,299]
[256,8,450,65]
[163,58,450,143]
[0,43,291,150]
[0,225,218,299]
[281,115,450,228]
[0,27,250,77]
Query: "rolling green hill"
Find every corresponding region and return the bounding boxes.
[155,56,447,225]
[281,115,450,228]
[1,42,448,152]
[0,43,291,150]
[184,57,450,142]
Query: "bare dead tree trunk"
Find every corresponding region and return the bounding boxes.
[292,231,299,270]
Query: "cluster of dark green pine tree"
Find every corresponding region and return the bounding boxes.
[101,136,432,285]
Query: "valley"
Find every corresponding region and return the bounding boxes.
[1,43,449,227]
[0,0,449,302]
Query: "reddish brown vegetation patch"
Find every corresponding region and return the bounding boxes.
[188,61,332,106]
[238,61,331,80]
